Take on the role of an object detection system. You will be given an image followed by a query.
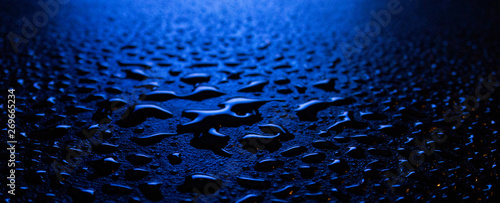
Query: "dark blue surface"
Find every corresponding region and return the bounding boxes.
[1,0,499,202]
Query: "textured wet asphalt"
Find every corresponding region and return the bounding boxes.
[0,0,499,202]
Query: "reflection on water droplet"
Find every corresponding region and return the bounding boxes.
[118,104,173,127]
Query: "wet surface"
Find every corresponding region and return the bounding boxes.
[1,0,500,202]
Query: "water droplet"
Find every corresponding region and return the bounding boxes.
[328,159,350,174]
[238,80,269,92]
[177,174,223,194]
[126,153,153,165]
[118,105,173,127]
[236,176,271,189]
[141,86,225,101]
[130,133,176,146]
[180,73,211,85]
[102,183,133,195]
[255,159,284,171]
[139,182,163,201]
